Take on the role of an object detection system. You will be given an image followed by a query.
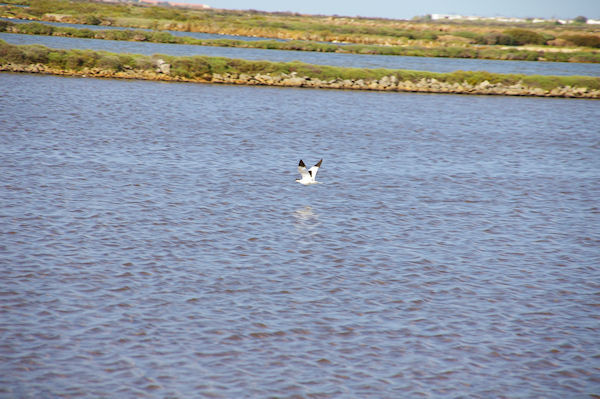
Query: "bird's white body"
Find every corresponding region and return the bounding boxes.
[296,159,322,185]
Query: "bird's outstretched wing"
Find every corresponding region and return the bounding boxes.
[298,160,311,179]
[308,159,322,181]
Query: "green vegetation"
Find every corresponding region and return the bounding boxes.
[2,40,599,93]
[500,28,547,45]
[2,21,600,63]
[2,0,599,53]
[561,34,600,48]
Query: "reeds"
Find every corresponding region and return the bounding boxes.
[2,40,598,92]
[2,21,599,63]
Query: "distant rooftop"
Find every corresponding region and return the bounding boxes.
[96,0,211,9]
[430,14,600,25]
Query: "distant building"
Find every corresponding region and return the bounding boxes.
[431,13,600,25]
[95,0,211,8]
[138,0,210,7]
[431,14,463,20]
[430,14,526,23]
[167,1,210,8]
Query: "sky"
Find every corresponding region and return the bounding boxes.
[197,0,600,20]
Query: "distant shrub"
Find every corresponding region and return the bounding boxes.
[133,56,153,70]
[546,38,570,47]
[100,29,136,41]
[561,34,600,48]
[19,22,54,35]
[84,15,102,25]
[418,31,438,40]
[61,27,95,38]
[453,31,482,42]
[453,31,478,40]
[442,47,477,58]
[65,52,87,69]
[540,33,555,43]
[47,51,66,68]
[97,54,123,70]
[170,56,211,78]
[543,52,571,62]
[0,21,13,32]
[568,53,600,63]
[149,31,178,43]
[60,50,97,69]
[480,32,517,45]
[21,44,49,63]
[142,6,187,21]
[446,70,508,86]
[0,39,27,63]
[503,29,546,45]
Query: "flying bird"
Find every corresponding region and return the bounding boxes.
[296,159,322,185]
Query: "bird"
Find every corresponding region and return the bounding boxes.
[296,159,322,185]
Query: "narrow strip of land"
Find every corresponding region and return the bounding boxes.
[1,41,598,98]
[2,20,599,63]
[2,0,599,64]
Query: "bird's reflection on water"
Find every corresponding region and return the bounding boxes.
[293,205,321,235]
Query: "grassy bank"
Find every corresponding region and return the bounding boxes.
[1,40,598,98]
[2,20,600,63]
[2,0,599,55]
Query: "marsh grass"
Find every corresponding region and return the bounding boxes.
[2,40,598,92]
[2,0,599,54]
[2,21,599,63]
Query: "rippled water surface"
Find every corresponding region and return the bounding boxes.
[2,32,600,76]
[1,73,599,398]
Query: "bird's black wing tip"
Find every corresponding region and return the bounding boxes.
[315,159,322,167]
[299,160,305,167]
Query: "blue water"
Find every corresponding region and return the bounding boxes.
[1,72,599,398]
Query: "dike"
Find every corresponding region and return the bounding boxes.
[1,62,599,99]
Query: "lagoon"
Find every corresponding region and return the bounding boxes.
[1,72,599,398]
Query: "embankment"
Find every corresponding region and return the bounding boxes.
[1,42,598,98]
[2,21,599,63]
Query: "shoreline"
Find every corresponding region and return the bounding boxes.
[2,62,599,98]
[1,20,599,64]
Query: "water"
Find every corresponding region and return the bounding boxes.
[1,73,599,398]
[2,32,600,77]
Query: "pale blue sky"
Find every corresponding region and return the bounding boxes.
[199,0,600,20]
